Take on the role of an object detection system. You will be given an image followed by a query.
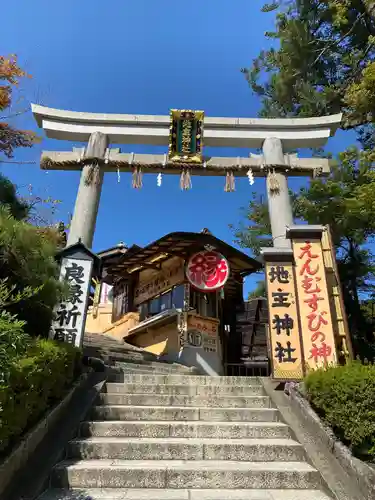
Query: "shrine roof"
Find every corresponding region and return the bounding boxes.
[98,243,142,260]
[107,231,262,278]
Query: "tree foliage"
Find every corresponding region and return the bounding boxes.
[232,147,375,357]
[241,0,375,145]
[304,361,375,461]
[0,207,65,337]
[0,53,67,342]
[0,55,37,158]
[248,280,267,299]
[0,173,29,220]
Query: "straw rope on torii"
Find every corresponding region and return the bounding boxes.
[31,104,342,249]
[40,149,332,190]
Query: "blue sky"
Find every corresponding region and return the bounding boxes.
[1,0,352,296]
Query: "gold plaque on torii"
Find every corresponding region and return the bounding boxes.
[168,109,204,164]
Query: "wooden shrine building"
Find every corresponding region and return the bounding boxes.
[86,230,262,375]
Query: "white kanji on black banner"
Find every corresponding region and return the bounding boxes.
[50,257,93,348]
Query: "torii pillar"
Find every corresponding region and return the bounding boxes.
[263,137,294,249]
[67,132,109,247]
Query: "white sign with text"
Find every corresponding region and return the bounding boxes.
[50,257,93,348]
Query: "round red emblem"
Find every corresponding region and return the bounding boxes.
[186,250,230,292]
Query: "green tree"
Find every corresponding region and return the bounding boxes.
[0,207,64,337]
[0,173,29,220]
[0,55,65,342]
[248,280,267,299]
[232,147,375,358]
[241,1,375,145]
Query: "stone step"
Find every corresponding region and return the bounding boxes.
[84,343,148,356]
[104,383,265,396]
[80,420,291,439]
[111,362,198,375]
[51,459,323,490]
[97,394,271,408]
[67,437,306,462]
[115,361,198,373]
[106,373,262,386]
[114,367,171,375]
[91,405,280,422]
[38,488,333,499]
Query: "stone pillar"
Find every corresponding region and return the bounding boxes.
[263,137,294,249]
[67,132,109,248]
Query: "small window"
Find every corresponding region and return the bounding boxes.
[172,285,185,309]
[149,296,160,316]
[139,302,149,322]
[190,289,218,318]
[160,291,172,311]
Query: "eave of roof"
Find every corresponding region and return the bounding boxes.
[108,231,261,277]
[98,243,142,260]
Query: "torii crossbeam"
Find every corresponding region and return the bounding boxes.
[31,104,342,250]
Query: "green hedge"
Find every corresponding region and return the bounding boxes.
[0,339,81,455]
[304,361,375,461]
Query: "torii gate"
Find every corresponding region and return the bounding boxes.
[32,105,352,377]
[32,104,341,249]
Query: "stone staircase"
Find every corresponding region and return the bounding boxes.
[38,360,333,500]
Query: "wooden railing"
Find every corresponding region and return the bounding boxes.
[224,361,270,377]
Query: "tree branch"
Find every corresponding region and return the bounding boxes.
[311,13,366,67]
[0,108,29,120]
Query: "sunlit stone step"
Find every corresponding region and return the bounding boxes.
[97,393,271,408]
[79,420,291,439]
[51,459,323,489]
[67,437,305,462]
[39,488,333,500]
[104,382,265,397]
[90,405,280,422]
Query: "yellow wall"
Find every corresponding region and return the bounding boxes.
[128,322,180,356]
[101,312,140,342]
[85,304,113,334]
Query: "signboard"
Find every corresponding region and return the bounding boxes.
[186,251,229,292]
[292,239,337,369]
[50,257,93,348]
[186,314,219,352]
[265,261,304,380]
[134,261,185,306]
[321,227,353,360]
[168,109,204,164]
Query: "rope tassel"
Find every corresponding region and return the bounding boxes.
[180,169,192,190]
[84,160,101,186]
[224,170,235,192]
[132,166,143,189]
[268,168,280,194]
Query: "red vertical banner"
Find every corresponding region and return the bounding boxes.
[292,239,338,370]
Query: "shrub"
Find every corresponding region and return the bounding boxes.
[0,338,81,455]
[0,207,65,337]
[304,361,375,461]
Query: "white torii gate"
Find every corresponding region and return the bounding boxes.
[31,104,342,250]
